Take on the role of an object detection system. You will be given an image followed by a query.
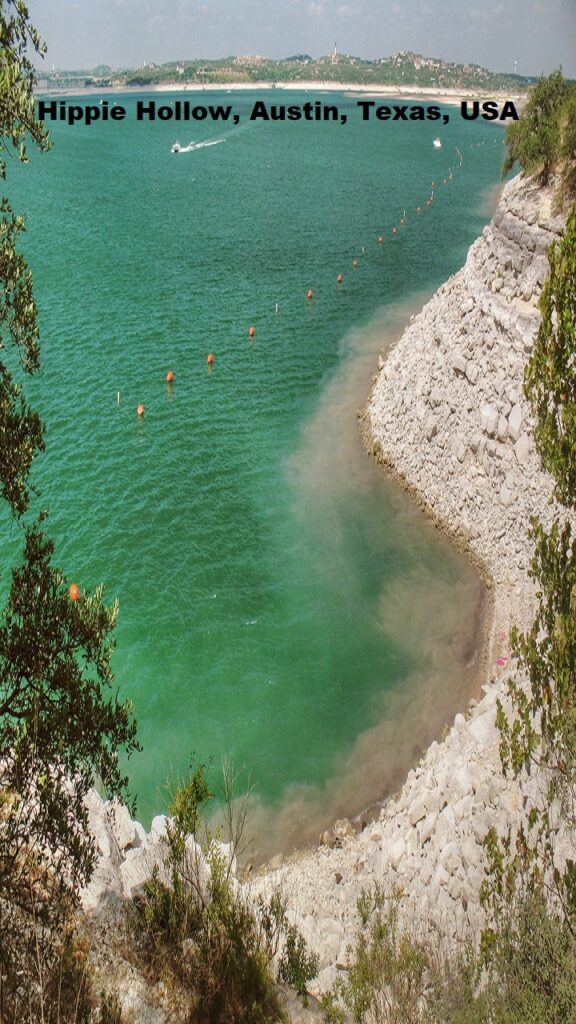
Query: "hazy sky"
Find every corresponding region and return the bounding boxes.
[31,0,576,77]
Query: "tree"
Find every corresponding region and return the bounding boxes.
[0,1,49,516]
[502,69,568,185]
[0,0,139,986]
[524,203,576,506]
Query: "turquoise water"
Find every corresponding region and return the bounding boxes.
[7,91,502,847]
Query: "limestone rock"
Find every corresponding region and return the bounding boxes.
[108,799,137,852]
[507,403,523,442]
[514,432,530,465]
[480,403,498,437]
[465,361,479,384]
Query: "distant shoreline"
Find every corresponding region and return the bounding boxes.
[35,80,526,109]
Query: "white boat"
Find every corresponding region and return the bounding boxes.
[171,139,225,154]
[171,140,195,154]
[433,137,442,149]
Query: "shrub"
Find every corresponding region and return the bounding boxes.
[133,764,318,1022]
[319,887,430,1024]
[0,909,94,1024]
[524,204,576,505]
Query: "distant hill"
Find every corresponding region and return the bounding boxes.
[37,51,535,92]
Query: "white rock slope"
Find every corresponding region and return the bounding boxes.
[248,174,569,997]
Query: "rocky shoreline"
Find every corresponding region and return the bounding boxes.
[245,173,569,996]
[81,173,569,1018]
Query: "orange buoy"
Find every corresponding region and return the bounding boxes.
[69,583,79,602]
[207,353,214,365]
[400,218,405,225]
[249,325,255,338]
[378,236,383,244]
[353,259,358,268]
[392,227,397,235]
[307,289,313,299]
[337,273,343,284]
[166,370,174,383]
[137,403,145,416]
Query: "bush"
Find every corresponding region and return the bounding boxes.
[278,922,319,1005]
[318,885,576,1024]
[133,764,318,1022]
[524,204,576,505]
[319,887,431,1024]
[0,910,94,1024]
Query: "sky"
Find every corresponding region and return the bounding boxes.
[31,0,576,77]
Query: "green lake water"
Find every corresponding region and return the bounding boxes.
[6,91,503,853]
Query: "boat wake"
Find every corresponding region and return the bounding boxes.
[171,138,226,154]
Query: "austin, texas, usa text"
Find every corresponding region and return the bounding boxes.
[37,98,519,128]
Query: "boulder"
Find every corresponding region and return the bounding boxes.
[514,432,530,465]
[452,354,467,375]
[480,404,498,437]
[465,361,479,385]
[496,415,508,441]
[108,799,137,852]
[507,404,523,442]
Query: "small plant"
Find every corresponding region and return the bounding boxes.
[278,921,319,1005]
[320,886,430,1024]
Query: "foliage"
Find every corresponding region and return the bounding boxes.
[561,88,576,195]
[0,524,140,912]
[133,765,318,1023]
[481,887,576,1024]
[0,905,94,1024]
[318,884,576,1024]
[0,2,140,1018]
[496,517,576,781]
[277,921,319,1005]
[502,69,569,186]
[524,204,576,503]
[486,513,576,970]
[0,1,52,518]
[168,759,214,850]
[320,887,430,1024]
[0,0,139,894]
[484,199,576,1018]
[86,52,534,93]
[0,0,50,176]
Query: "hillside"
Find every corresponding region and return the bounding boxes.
[37,50,533,93]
